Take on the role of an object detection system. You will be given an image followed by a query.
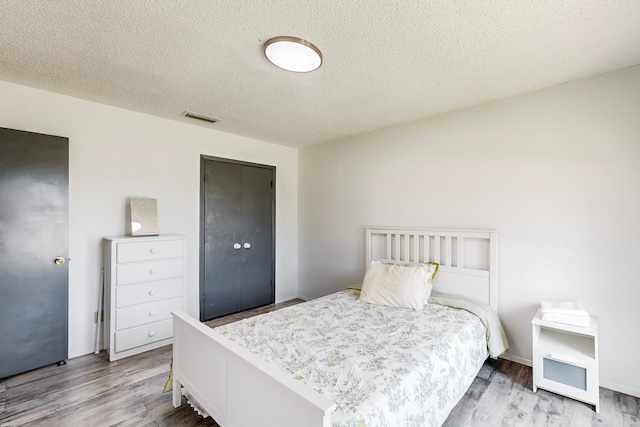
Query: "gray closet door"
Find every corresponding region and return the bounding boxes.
[0,127,69,379]
[240,166,275,310]
[203,161,243,318]
[201,158,274,321]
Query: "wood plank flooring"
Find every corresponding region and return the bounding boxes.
[1,300,638,427]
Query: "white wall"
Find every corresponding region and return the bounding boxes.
[0,80,298,359]
[298,65,640,397]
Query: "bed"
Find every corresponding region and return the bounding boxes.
[171,227,506,427]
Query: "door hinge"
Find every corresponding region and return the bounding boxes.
[93,310,104,323]
[271,180,273,188]
[203,174,206,182]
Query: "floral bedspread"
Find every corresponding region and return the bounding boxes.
[215,289,488,427]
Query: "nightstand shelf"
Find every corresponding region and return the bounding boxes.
[532,308,599,412]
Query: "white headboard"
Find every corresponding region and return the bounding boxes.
[365,227,498,308]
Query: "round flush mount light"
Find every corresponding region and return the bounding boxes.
[263,36,322,73]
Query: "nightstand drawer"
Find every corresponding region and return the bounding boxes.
[114,319,173,353]
[116,259,183,285]
[116,297,182,330]
[543,357,587,390]
[117,239,184,263]
[116,277,183,307]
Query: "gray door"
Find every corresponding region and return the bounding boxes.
[201,158,274,321]
[0,127,69,379]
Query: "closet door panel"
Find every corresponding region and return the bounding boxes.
[203,161,243,320]
[240,166,274,311]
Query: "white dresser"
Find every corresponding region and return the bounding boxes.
[103,234,186,361]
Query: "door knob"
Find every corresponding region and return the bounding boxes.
[233,243,241,250]
[52,256,66,265]
[243,243,251,249]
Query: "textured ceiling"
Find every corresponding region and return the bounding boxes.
[1,1,639,148]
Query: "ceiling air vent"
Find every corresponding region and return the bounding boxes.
[182,111,218,124]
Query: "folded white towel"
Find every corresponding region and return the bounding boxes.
[541,301,589,317]
[541,313,590,328]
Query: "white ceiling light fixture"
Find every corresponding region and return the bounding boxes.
[263,36,322,73]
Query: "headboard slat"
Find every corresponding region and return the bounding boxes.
[385,234,391,260]
[445,235,452,267]
[423,236,430,264]
[394,235,400,263]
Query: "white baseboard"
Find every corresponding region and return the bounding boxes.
[498,354,640,398]
[499,353,532,367]
[600,381,640,399]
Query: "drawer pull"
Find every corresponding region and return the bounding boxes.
[547,352,579,365]
[149,289,156,296]
[148,331,156,338]
[148,310,156,317]
[150,248,157,254]
[149,269,157,275]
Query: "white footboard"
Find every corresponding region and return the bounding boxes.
[171,310,336,427]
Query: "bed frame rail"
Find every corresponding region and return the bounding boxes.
[172,309,336,427]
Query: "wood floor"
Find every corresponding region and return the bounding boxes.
[1,300,638,427]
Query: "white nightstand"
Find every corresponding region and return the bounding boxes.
[531,308,599,412]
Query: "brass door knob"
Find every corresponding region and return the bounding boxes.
[52,256,66,265]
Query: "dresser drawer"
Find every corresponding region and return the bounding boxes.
[116,297,182,330]
[114,319,173,353]
[116,277,183,307]
[116,258,183,285]
[117,239,184,263]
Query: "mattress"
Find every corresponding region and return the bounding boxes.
[215,289,489,427]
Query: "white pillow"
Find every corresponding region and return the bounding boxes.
[359,260,433,310]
